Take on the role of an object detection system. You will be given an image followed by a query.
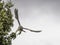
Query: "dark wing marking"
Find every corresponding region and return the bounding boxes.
[14,8,21,26]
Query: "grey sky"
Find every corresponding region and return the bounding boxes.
[5,0,60,45]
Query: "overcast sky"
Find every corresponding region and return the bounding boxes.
[5,0,60,45]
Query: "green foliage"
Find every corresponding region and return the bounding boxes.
[0,0,24,45]
[10,32,16,40]
[0,0,15,45]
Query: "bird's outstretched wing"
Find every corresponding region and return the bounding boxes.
[14,8,21,26]
[23,28,42,33]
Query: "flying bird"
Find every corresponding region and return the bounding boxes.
[14,8,42,35]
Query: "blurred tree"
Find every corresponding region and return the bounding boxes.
[0,0,42,45]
